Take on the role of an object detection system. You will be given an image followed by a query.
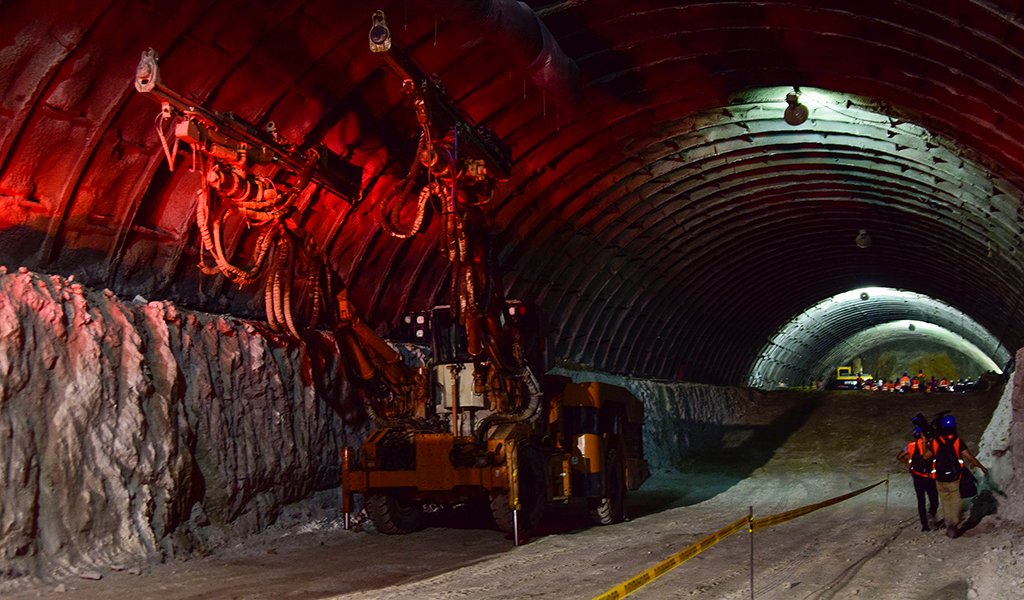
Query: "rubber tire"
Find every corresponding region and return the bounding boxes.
[588,448,626,525]
[365,493,423,535]
[490,444,546,535]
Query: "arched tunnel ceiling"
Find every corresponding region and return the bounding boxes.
[4,1,1024,385]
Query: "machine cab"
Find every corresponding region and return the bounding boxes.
[426,301,545,436]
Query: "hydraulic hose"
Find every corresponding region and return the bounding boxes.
[473,365,543,445]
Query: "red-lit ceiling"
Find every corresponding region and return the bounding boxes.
[3,0,1024,384]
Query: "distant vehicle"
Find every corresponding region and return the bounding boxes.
[834,366,873,390]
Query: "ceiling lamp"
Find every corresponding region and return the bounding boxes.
[784,88,809,126]
[369,10,392,53]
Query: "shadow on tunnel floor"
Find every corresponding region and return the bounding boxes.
[418,394,825,539]
[628,386,1003,523]
[957,476,1005,536]
[627,393,824,518]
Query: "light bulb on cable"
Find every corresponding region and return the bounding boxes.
[784,88,809,126]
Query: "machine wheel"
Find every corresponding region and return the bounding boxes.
[365,493,423,534]
[588,448,626,525]
[490,444,546,535]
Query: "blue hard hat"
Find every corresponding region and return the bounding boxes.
[941,415,956,430]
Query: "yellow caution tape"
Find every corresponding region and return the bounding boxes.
[593,515,750,600]
[751,479,886,531]
[592,478,886,600]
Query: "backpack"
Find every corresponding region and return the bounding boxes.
[933,435,963,482]
[908,440,932,476]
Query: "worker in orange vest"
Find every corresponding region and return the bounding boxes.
[930,415,989,537]
[897,426,938,531]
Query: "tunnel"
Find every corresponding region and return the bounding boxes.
[2,1,1024,598]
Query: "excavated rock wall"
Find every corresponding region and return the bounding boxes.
[551,368,762,471]
[980,351,1024,523]
[0,270,772,578]
[0,269,354,578]
[630,380,763,471]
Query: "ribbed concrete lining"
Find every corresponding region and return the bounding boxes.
[5,2,1024,386]
[493,3,1024,382]
[750,287,1012,388]
[816,322,1003,376]
[507,89,1024,381]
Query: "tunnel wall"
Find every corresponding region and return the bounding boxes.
[0,269,350,578]
[551,368,763,471]
[0,267,764,579]
[979,349,1024,523]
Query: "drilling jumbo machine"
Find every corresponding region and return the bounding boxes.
[335,12,648,542]
[337,298,649,541]
[133,10,647,544]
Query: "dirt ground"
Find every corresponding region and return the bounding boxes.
[2,388,1020,600]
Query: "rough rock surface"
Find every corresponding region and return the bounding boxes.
[979,348,1024,523]
[0,269,352,579]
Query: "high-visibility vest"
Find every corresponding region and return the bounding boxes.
[906,439,933,477]
[931,435,965,481]
[911,378,920,390]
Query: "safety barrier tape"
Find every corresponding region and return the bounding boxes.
[592,478,888,600]
[751,479,886,531]
[593,515,750,600]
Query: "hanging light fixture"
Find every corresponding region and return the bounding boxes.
[369,10,392,53]
[784,87,808,126]
[855,228,872,249]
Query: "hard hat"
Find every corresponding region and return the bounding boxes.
[912,426,923,438]
[941,415,956,430]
